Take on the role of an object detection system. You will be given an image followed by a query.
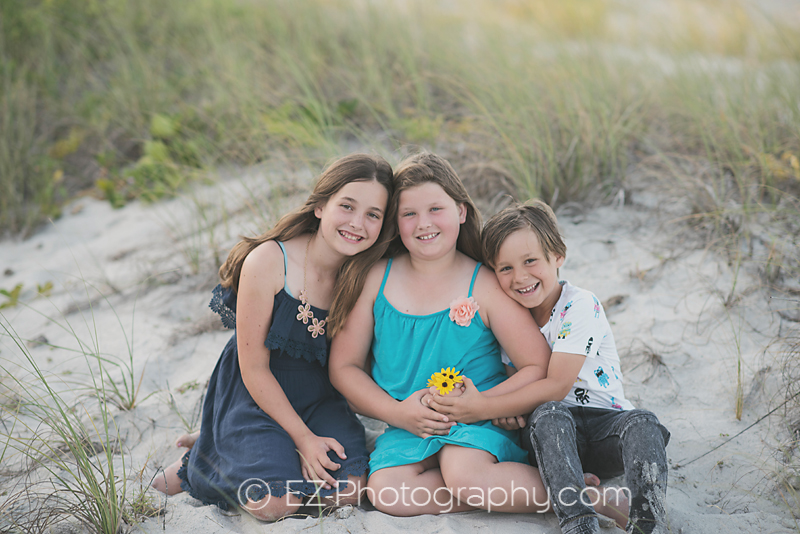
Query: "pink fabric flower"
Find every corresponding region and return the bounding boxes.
[449,296,479,327]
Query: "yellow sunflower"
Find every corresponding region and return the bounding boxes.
[426,367,464,395]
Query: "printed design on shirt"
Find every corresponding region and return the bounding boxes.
[611,365,619,379]
[574,388,590,405]
[585,337,594,355]
[592,295,601,318]
[550,307,556,320]
[558,321,572,339]
[595,366,609,388]
[611,397,623,410]
[560,301,573,320]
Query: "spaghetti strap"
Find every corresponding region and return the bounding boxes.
[378,258,393,296]
[468,262,482,297]
[276,241,294,298]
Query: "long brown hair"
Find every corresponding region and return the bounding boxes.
[387,152,483,262]
[218,153,393,337]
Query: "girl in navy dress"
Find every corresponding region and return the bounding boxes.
[152,154,393,521]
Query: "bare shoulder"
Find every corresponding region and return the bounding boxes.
[472,264,505,301]
[362,258,390,298]
[239,240,284,294]
[472,264,516,329]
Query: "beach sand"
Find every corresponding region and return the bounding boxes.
[1,164,797,533]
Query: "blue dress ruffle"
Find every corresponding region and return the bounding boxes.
[177,282,369,510]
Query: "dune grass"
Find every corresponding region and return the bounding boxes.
[0,315,128,533]
[2,0,798,228]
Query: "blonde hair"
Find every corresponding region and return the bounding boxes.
[218,153,393,337]
[481,199,567,270]
[387,152,483,262]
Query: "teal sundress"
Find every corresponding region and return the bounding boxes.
[368,259,528,474]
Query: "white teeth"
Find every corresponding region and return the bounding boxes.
[517,282,539,294]
[339,230,363,241]
[418,233,438,241]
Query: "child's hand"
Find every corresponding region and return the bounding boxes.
[423,383,465,405]
[492,415,527,431]
[427,377,486,424]
[296,433,347,490]
[401,388,456,439]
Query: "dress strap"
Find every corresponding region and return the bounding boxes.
[468,262,482,297]
[378,258,393,296]
[276,241,294,298]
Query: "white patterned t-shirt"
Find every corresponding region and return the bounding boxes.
[501,281,634,411]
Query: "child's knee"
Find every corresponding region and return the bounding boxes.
[621,410,670,447]
[151,459,184,496]
[528,401,574,440]
[335,475,366,506]
[243,494,301,522]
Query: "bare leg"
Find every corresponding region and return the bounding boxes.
[152,457,185,495]
[438,445,549,513]
[309,474,367,508]
[366,456,475,516]
[242,492,304,522]
[152,431,199,495]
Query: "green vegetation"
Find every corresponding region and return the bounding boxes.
[0,317,128,533]
[2,0,797,227]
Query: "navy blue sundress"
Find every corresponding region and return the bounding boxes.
[177,241,369,509]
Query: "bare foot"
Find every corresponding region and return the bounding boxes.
[586,485,629,531]
[176,430,200,449]
[582,473,628,529]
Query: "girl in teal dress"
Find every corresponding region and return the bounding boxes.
[329,153,554,516]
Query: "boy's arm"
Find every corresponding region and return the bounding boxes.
[429,351,585,423]
[432,288,604,423]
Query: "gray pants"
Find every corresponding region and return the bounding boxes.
[525,402,670,534]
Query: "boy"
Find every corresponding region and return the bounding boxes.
[430,200,670,534]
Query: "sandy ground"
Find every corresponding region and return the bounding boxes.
[1,163,798,533]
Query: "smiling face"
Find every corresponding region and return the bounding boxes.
[314,179,388,257]
[397,181,467,261]
[493,228,564,325]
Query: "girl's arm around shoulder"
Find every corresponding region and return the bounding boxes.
[329,261,455,437]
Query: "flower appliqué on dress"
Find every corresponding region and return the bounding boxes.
[449,296,479,327]
[427,367,464,395]
[308,317,326,338]
[296,302,313,324]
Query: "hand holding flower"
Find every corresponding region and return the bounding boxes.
[427,367,464,395]
[399,389,456,439]
[427,376,488,424]
[421,382,464,407]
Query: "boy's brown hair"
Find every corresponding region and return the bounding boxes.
[481,199,567,269]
